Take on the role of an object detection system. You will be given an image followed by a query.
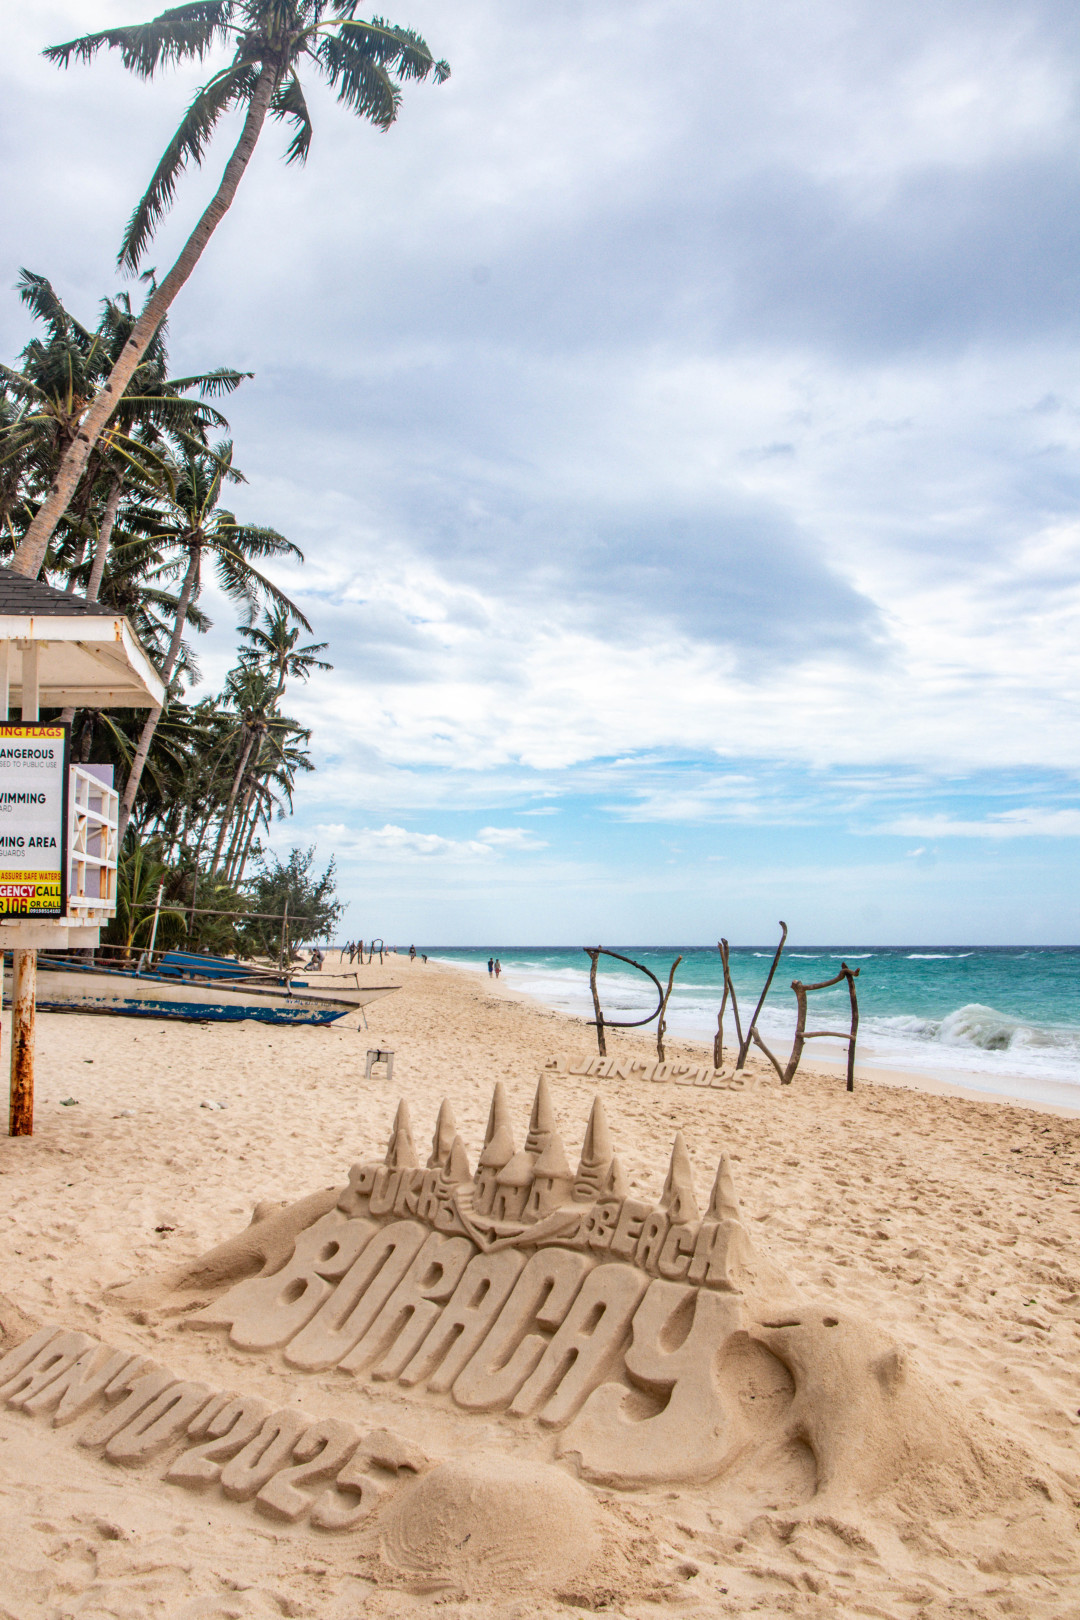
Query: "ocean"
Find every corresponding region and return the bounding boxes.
[427,946,1080,1108]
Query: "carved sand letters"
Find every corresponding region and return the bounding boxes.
[0,1326,428,1531]
[545,1055,756,1089]
[559,1281,747,1486]
[0,1088,775,1501]
[179,1088,769,1475]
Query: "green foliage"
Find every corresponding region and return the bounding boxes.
[240,846,343,957]
[104,831,188,956]
[45,3,450,273]
[0,270,246,557]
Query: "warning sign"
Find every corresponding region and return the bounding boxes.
[0,724,69,917]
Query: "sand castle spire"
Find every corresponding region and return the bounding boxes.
[660,1133,699,1225]
[602,1155,628,1200]
[475,1083,517,1215]
[707,1153,740,1222]
[443,1134,472,1186]
[573,1095,615,1202]
[385,1100,419,1170]
[428,1100,457,1170]
[525,1129,573,1220]
[479,1082,515,1166]
[524,1074,557,1158]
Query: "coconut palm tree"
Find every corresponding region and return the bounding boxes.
[238,604,331,696]
[116,438,307,834]
[12,2,449,580]
[0,269,247,597]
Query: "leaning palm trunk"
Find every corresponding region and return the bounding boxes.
[86,473,124,602]
[11,66,275,581]
[232,784,267,886]
[209,728,258,876]
[118,548,199,837]
[58,475,126,725]
[224,774,259,884]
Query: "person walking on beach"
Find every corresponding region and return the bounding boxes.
[487,956,494,976]
[409,944,416,963]
[494,958,502,979]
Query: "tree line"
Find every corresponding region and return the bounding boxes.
[0,3,450,958]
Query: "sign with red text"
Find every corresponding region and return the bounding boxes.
[0,724,69,917]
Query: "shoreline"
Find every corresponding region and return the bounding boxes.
[426,952,1080,1119]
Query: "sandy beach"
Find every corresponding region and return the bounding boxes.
[3,954,1080,1618]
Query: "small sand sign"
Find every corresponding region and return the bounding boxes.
[0,722,68,917]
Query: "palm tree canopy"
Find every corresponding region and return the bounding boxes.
[121,439,311,644]
[0,270,249,541]
[238,604,332,690]
[46,3,451,272]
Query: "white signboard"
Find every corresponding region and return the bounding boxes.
[0,723,69,918]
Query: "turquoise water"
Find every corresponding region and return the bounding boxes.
[428,946,1080,1105]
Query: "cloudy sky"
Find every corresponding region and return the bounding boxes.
[3,0,1079,944]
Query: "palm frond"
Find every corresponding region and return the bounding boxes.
[44,3,232,77]
[333,14,448,81]
[166,366,252,397]
[213,543,311,629]
[315,33,400,128]
[271,72,314,165]
[16,270,92,348]
[120,61,260,270]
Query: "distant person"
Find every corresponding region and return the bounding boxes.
[409,944,416,962]
[494,958,502,979]
[487,956,494,976]
[421,953,428,963]
[339,942,348,961]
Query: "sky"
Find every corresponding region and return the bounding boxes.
[2,0,1079,944]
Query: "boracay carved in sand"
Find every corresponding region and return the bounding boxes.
[4,1075,1071,1552]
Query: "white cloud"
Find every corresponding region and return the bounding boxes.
[311,822,545,861]
[886,809,1080,839]
[476,826,548,849]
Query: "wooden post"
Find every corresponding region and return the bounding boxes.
[20,641,39,723]
[0,642,9,722]
[147,881,165,964]
[279,897,289,971]
[10,642,40,1134]
[9,948,36,1135]
[586,948,606,1056]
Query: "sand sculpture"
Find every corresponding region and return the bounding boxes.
[0,1322,432,1529]
[1,1075,1068,1594]
[545,1053,754,1087]
[96,1078,1066,1520]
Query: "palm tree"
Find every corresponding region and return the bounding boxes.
[106,832,188,959]
[0,269,247,598]
[116,438,307,834]
[12,2,449,580]
[238,604,332,697]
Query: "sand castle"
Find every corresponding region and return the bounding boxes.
[1,1075,1071,1604]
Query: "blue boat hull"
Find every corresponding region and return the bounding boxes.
[34,996,346,1025]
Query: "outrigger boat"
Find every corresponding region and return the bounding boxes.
[17,950,400,1026]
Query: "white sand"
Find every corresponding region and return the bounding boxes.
[2,955,1079,1617]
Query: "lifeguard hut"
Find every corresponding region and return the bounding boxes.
[0,565,165,1134]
